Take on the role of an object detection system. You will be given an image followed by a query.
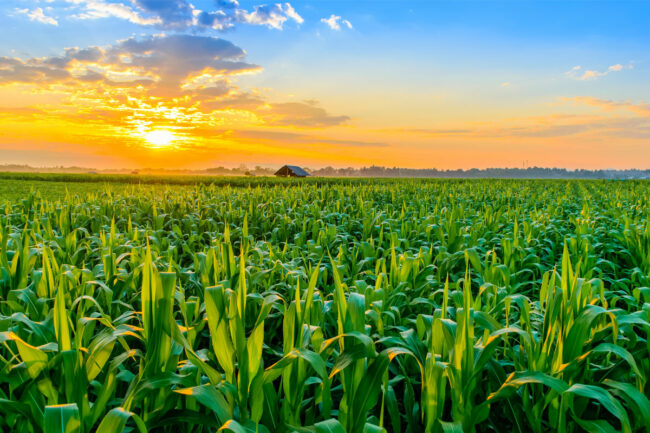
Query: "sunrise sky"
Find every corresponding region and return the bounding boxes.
[1,0,649,169]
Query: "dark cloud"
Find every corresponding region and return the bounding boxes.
[0,35,259,97]
[196,10,232,30]
[111,35,260,97]
[111,34,251,77]
[0,57,70,83]
[0,46,106,83]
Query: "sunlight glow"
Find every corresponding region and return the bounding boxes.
[144,130,175,148]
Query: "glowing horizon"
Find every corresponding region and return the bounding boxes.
[0,1,649,170]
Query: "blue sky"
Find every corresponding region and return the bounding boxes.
[0,1,649,169]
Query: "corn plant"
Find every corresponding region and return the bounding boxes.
[1,178,650,432]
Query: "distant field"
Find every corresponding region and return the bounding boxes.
[0,171,374,187]
[0,172,395,202]
[0,171,285,185]
[2,177,650,432]
[0,178,190,202]
[0,172,388,202]
[0,170,637,201]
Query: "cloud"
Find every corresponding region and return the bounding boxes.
[0,34,260,99]
[505,119,605,138]
[217,0,239,9]
[392,128,473,135]
[0,56,69,84]
[67,0,161,26]
[0,33,349,146]
[66,0,303,30]
[283,4,304,25]
[566,63,633,81]
[320,14,353,30]
[262,101,350,127]
[236,130,388,147]
[383,97,650,141]
[563,96,650,117]
[234,3,303,30]
[196,10,233,30]
[398,117,649,140]
[131,0,193,28]
[15,7,58,25]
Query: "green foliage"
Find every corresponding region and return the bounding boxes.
[1,178,650,432]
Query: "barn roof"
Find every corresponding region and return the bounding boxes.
[275,165,310,177]
[286,165,310,176]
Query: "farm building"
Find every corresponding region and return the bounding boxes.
[274,165,310,177]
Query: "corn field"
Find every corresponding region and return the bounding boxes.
[2,179,650,433]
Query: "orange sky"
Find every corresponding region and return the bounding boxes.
[1,2,649,169]
[1,76,647,170]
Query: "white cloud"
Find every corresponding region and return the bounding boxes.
[283,4,304,25]
[566,65,581,75]
[566,63,633,81]
[15,7,58,26]
[236,3,303,30]
[321,15,339,30]
[67,0,162,26]
[66,0,302,30]
[321,14,352,30]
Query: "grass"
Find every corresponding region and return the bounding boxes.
[1,177,650,432]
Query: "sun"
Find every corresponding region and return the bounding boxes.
[144,129,175,148]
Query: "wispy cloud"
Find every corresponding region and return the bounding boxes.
[320,14,353,30]
[236,130,386,147]
[15,7,58,26]
[261,100,350,127]
[566,63,633,80]
[563,96,650,117]
[381,97,650,141]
